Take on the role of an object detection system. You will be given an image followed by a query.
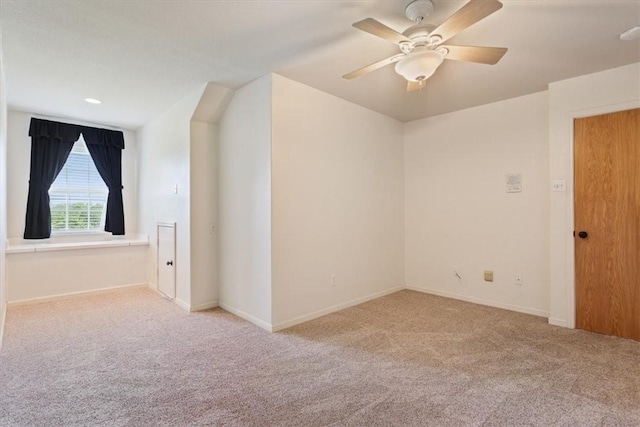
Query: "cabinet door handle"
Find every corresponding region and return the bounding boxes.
[166,261,173,266]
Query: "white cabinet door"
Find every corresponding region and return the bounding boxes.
[157,223,176,299]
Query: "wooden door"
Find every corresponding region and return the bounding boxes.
[157,223,176,300]
[574,108,639,341]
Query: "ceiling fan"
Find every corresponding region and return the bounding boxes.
[343,0,508,92]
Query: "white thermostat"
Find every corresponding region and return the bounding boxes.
[505,173,522,193]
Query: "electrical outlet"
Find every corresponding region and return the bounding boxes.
[484,270,494,282]
[515,274,523,285]
[331,274,336,287]
[209,225,215,234]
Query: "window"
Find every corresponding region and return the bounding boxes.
[49,137,108,232]
[24,118,125,239]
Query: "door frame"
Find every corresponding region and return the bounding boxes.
[566,100,640,329]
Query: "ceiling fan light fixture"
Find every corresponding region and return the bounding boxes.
[394,49,444,82]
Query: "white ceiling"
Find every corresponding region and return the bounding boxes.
[2,0,639,130]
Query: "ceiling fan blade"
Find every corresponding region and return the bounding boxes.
[407,80,426,92]
[430,0,503,44]
[441,45,507,64]
[343,54,405,80]
[353,18,410,45]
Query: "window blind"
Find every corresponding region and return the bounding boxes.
[49,137,108,232]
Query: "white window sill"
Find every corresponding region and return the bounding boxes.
[50,230,110,237]
[6,234,149,254]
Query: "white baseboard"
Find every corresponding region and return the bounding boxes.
[7,283,149,306]
[271,285,405,332]
[218,286,405,333]
[151,284,218,313]
[173,298,219,312]
[405,285,550,318]
[174,298,190,312]
[548,317,568,328]
[217,301,273,332]
[0,301,6,348]
[190,301,218,311]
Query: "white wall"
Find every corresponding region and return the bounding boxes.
[271,74,405,329]
[404,91,550,317]
[0,36,8,344]
[6,245,148,302]
[137,86,205,309]
[548,62,640,327]
[6,110,138,239]
[218,75,273,328]
[189,120,218,310]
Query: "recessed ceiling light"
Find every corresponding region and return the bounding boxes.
[84,98,102,104]
[620,25,640,41]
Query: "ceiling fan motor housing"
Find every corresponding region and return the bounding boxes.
[403,23,437,46]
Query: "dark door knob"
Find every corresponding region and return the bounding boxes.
[578,231,588,239]
[166,261,173,266]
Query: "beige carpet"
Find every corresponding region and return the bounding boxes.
[0,288,639,426]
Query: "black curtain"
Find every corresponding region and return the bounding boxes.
[24,118,126,239]
[82,127,125,235]
[24,119,81,239]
